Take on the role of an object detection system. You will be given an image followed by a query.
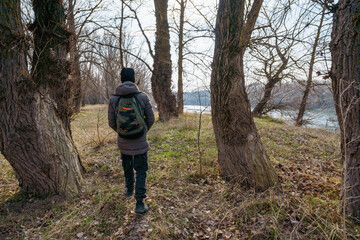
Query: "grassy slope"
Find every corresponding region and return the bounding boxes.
[0,105,359,239]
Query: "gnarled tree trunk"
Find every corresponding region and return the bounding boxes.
[330,0,360,222]
[211,0,278,190]
[151,0,178,121]
[0,0,83,198]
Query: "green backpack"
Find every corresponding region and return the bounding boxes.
[115,93,147,139]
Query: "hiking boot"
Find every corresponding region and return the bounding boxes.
[125,187,133,197]
[135,202,149,214]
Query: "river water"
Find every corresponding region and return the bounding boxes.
[184,105,338,131]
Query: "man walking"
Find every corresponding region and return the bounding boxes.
[108,68,155,214]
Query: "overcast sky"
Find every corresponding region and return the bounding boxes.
[72,0,331,92]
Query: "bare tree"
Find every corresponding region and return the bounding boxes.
[295,5,326,126]
[211,0,278,189]
[80,28,152,104]
[65,0,105,109]
[119,0,125,68]
[250,40,289,117]
[330,0,360,222]
[67,0,82,113]
[120,0,215,115]
[249,0,318,117]
[170,0,216,113]
[0,0,84,197]
[152,0,178,120]
[176,0,187,115]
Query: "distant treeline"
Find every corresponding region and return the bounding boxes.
[183,91,211,106]
[183,83,335,111]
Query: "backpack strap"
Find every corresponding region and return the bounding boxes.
[133,93,143,115]
[113,92,143,110]
[114,95,121,110]
[112,92,143,118]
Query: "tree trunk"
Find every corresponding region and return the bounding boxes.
[252,79,278,117]
[177,0,186,115]
[119,0,125,69]
[0,0,83,198]
[68,0,83,113]
[296,6,325,126]
[330,0,360,222]
[151,0,178,121]
[211,0,278,190]
[252,44,288,117]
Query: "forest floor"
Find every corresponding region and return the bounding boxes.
[1,105,359,239]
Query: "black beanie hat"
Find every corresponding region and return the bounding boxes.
[121,68,135,83]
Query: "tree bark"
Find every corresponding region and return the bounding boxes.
[177,0,186,115]
[295,6,325,126]
[151,0,178,121]
[0,0,83,198]
[211,0,278,190]
[330,0,360,222]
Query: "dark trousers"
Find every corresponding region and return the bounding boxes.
[121,152,148,202]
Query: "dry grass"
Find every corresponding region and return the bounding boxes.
[0,105,359,239]
[0,155,19,204]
